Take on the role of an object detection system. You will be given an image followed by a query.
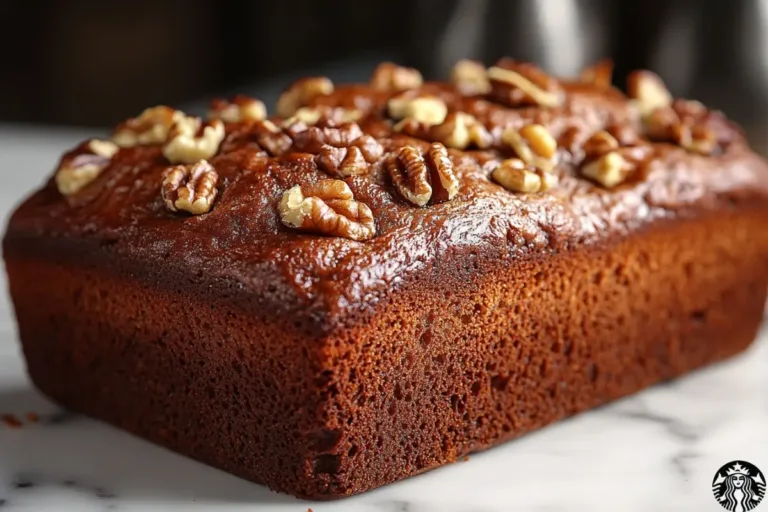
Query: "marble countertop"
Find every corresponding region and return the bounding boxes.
[0,125,766,512]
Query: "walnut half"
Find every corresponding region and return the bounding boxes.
[387,94,448,126]
[55,139,119,195]
[645,99,719,155]
[501,123,558,172]
[627,70,673,118]
[112,106,184,147]
[487,60,563,108]
[385,143,459,206]
[162,116,225,164]
[276,77,334,118]
[208,95,267,123]
[451,59,491,95]
[430,112,494,150]
[580,131,651,188]
[161,160,219,214]
[492,158,557,194]
[282,106,362,127]
[369,62,423,92]
[279,180,376,241]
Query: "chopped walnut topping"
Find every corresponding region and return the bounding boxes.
[392,117,430,139]
[162,116,225,164]
[112,106,184,147]
[279,180,376,241]
[627,70,673,117]
[579,59,614,89]
[385,143,458,206]
[55,139,119,195]
[87,139,119,159]
[580,132,651,188]
[208,95,266,123]
[293,123,363,153]
[487,60,563,108]
[283,106,362,127]
[424,142,460,203]
[582,130,620,159]
[369,62,423,92]
[581,150,637,189]
[645,99,719,155]
[605,123,641,147]
[491,159,546,193]
[429,112,494,149]
[387,94,448,126]
[501,123,558,172]
[451,59,491,95]
[352,134,385,162]
[672,123,717,155]
[161,160,219,214]
[292,122,383,168]
[315,145,369,177]
[254,120,294,156]
[218,119,292,155]
[276,77,334,118]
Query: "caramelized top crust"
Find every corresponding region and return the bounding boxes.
[6,63,768,329]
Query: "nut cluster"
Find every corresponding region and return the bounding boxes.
[431,112,494,150]
[55,139,119,196]
[579,59,614,89]
[487,59,563,108]
[279,179,376,241]
[369,62,423,92]
[580,130,651,188]
[396,112,494,150]
[501,123,558,172]
[451,59,491,95]
[208,95,267,123]
[645,99,719,155]
[276,77,334,118]
[161,160,219,214]
[59,59,740,238]
[385,143,459,206]
[162,115,226,164]
[112,106,183,147]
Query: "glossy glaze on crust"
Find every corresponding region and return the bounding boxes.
[6,76,768,329]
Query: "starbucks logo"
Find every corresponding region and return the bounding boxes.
[712,461,766,511]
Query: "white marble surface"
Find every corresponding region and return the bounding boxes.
[0,125,767,511]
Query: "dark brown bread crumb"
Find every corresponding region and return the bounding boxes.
[4,59,768,499]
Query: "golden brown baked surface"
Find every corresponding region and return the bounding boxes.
[4,59,768,499]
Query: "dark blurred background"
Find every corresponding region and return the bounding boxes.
[2,0,768,152]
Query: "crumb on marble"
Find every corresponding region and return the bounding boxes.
[12,478,34,489]
[1,414,22,428]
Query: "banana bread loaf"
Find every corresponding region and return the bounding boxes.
[4,59,768,499]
